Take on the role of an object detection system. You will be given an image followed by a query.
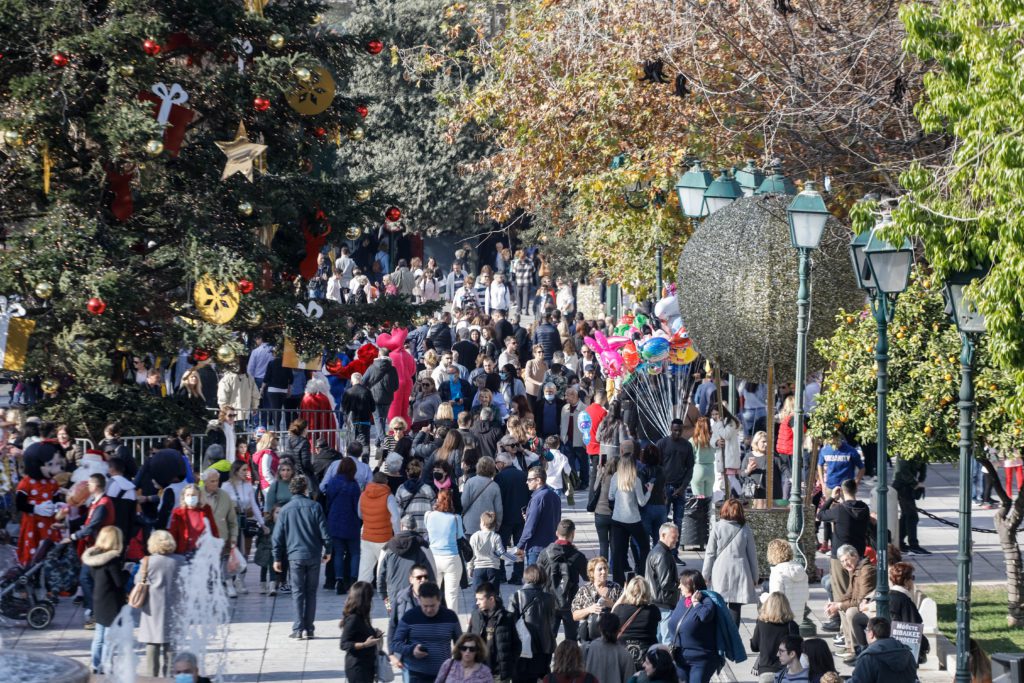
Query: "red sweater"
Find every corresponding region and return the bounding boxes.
[776,415,794,456]
[586,403,607,456]
[169,505,218,554]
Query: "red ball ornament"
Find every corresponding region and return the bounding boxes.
[86,297,107,315]
[367,40,384,55]
[385,206,401,222]
[253,97,271,112]
[238,279,255,294]
[325,358,343,374]
[52,53,69,67]
[193,349,210,362]
[142,39,162,56]
[313,127,327,138]
[356,105,368,118]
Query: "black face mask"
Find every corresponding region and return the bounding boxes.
[433,472,445,482]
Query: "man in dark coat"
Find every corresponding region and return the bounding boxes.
[341,373,376,458]
[468,581,520,681]
[817,477,871,631]
[537,519,588,641]
[452,328,480,371]
[378,517,436,606]
[360,349,399,447]
[510,313,532,367]
[491,310,515,352]
[426,312,454,353]
[531,312,562,364]
[646,522,681,642]
[495,450,530,584]
[656,419,695,559]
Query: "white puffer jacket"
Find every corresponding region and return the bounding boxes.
[760,560,810,621]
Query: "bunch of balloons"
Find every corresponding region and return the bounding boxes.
[584,315,697,383]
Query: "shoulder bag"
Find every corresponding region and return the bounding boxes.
[516,595,539,659]
[128,556,150,609]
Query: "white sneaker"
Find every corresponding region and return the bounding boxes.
[269,583,278,596]
[235,577,249,595]
[259,581,268,595]
[226,582,238,598]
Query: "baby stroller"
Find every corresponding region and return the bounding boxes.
[0,538,58,629]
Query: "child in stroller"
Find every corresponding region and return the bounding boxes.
[0,534,59,629]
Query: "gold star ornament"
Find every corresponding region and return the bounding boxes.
[215,121,268,182]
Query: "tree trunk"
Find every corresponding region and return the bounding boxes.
[981,458,1024,626]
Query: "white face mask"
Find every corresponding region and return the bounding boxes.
[184,495,199,507]
[544,393,556,401]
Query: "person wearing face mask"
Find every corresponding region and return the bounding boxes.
[169,484,219,555]
[538,382,565,441]
[498,362,526,406]
[170,651,213,683]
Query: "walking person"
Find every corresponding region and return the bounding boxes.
[646,522,681,643]
[468,581,520,682]
[201,468,239,597]
[666,570,719,683]
[893,457,930,555]
[82,526,127,675]
[324,457,363,594]
[138,530,183,678]
[271,475,332,640]
[583,612,635,683]
[423,489,465,610]
[537,518,589,640]
[571,557,622,642]
[357,471,399,583]
[688,417,716,499]
[509,564,558,683]
[494,450,530,584]
[611,576,661,670]
[750,592,801,682]
[390,581,463,683]
[339,581,383,683]
[437,633,494,683]
[702,499,759,625]
[516,466,562,568]
[657,419,695,559]
[608,455,652,586]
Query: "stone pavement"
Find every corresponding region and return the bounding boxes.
[0,462,999,681]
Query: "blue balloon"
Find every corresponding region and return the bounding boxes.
[577,412,592,446]
[640,337,670,362]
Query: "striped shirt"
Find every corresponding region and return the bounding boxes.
[391,606,462,679]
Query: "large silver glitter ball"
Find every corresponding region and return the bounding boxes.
[677,193,864,381]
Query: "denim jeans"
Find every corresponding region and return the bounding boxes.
[90,622,109,671]
[80,564,95,615]
[289,559,321,634]
[331,536,360,584]
[570,447,589,489]
[472,567,502,591]
[665,484,687,552]
[641,504,668,547]
[972,458,985,501]
[742,407,766,436]
[526,546,542,568]
[500,518,525,582]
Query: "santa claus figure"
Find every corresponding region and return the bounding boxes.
[300,375,338,449]
[16,441,65,564]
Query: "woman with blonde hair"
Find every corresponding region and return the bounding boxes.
[608,456,651,585]
[82,526,126,674]
[775,395,796,499]
[419,349,439,386]
[562,337,580,374]
[139,530,183,677]
[610,576,660,669]
[749,592,799,681]
[252,431,280,493]
[175,368,206,411]
[571,556,621,642]
[689,416,716,498]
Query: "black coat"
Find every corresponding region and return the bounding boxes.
[82,549,127,627]
[817,499,871,558]
[513,326,532,366]
[537,541,589,611]
[749,619,799,675]
[645,541,680,609]
[468,601,520,679]
[495,467,530,534]
[280,433,314,482]
[362,359,399,406]
[509,584,557,655]
[427,323,454,353]
[340,613,377,683]
[452,340,480,370]
[342,384,376,423]
[532,324,562,363]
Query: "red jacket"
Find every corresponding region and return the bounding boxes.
[776,415,795,456]
[169,505,218,554]
[75,495,116,556]
[586,403,607,456]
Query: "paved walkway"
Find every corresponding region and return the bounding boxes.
[0,462,1004,681]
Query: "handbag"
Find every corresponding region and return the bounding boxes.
[376,649,395,683]
[128,557,150,609]
[586,476,602,513]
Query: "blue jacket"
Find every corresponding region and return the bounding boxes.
[667,593,717,659]
[518,485,562,551]
[707,590,747,664]
[390,605,463,678]
[325,476,362,540]
[271,494,331,563]
[495,467,530,534]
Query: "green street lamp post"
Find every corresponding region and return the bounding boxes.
[704,168,743,215]
[674,160,714,220]
[849,210,914,621]
[786,181,831,636]
[735,160,765,198]
[944,267,987,683]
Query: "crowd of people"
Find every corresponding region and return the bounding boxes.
[0,239,994,683]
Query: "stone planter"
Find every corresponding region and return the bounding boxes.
[0,652,89,683]
[745,502,820,582]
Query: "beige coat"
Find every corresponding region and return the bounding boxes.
[217,371,260,418]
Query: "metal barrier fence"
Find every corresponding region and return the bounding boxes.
[75,408,352,472]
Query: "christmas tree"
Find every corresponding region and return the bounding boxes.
[336,0,493,236]
[0,0,437,437]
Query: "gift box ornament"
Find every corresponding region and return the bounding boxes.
[0,296,35,372]
[139,82,195,157]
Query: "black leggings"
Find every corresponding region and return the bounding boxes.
[610,520,650,586]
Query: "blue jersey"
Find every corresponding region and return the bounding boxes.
[818,442,863,489]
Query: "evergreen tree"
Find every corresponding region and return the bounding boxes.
[336,0,492,238]
[0,0,436,437]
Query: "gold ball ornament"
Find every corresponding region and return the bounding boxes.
[119,64,135,77]
[345,226,363,240]
[3,130,23,146]
[269,33,285,49]
[41,379,60,394]
[246,310,264,326]
[310,13,324,24]
[944,373,953,382]
[356,189,372,202]
[238,201,254,217]
[990,383,998,391]
[923,425,933,436]
[844,315,854,324]
[294,66,312,82]
[216,345,237,364]
[145,139,164,156]
[193,275,240,324]
[115,340,132,353]
[34,281,54,299]
[347,127,365,142]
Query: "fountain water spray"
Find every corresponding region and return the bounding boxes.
[104,604,138,680]
[172,527,230,681]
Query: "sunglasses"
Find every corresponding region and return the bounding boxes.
[527,476,540,482]
[460,645,477,652]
